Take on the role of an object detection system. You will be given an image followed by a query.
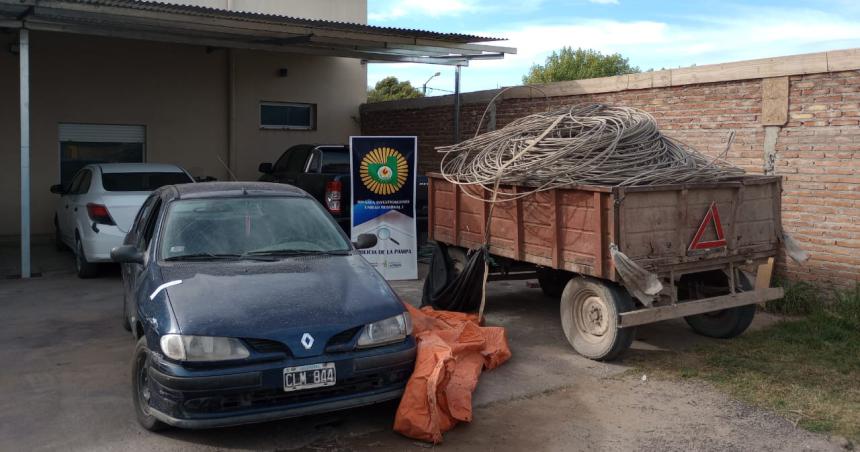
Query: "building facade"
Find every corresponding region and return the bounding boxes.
[0,0,367,238]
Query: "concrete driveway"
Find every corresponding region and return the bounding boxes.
[0,251,841,451]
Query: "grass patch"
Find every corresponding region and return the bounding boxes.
[765,279,819,315]
[629,285,860,442]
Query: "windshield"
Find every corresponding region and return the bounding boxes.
[102,172,193,191]
[159,197,350,260]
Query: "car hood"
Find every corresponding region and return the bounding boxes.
[159,254,405,358]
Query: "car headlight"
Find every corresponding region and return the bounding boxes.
[356,313,413,349]
[160,334,250,362]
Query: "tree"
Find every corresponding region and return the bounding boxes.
[522,47,640,84]
[367,76,424,103]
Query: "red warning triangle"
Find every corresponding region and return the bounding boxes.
[688,201,727,251]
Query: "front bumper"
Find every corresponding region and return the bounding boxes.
[145,340,416,429]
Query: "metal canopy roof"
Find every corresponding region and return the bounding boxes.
[0,0,515,65]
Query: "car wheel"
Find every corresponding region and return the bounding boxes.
[54,218,66,251]
[74,236,99,279]
[132,337,167,432]
[560,277,635,361]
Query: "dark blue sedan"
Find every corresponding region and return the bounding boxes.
[111,182,415,430]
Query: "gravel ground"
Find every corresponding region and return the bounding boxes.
[0,254,848,451]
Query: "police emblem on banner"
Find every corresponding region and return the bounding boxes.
[360,147,408,195]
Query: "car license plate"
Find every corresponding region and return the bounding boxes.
[283,363,336,392]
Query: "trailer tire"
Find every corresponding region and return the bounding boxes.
[684,272,756,339]
[560,277,635,361]
[537,268,571,298]
[684,305,756,339]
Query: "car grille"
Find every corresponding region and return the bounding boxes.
[181,369,411,415]
[324,326,362,353]
[244,338,292,356]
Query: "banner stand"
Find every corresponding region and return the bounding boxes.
[349,136,418,280]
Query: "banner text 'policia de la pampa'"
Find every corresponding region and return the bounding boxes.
[349,136,418,280]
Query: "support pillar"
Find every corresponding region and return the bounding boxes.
[19,29,31,278]
[453,64,461,144]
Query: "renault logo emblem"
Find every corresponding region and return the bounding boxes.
[300,333,314,350]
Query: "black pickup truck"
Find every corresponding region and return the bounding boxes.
[258,144,429,239]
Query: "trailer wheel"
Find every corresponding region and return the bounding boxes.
[560,278,635,361]
[537,268,571,298]
[684,305,756,339]
[684,272,756,339]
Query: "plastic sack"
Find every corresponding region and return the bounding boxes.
[394,304,511,444]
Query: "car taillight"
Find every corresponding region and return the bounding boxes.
[86,203,115,225]
[325,181,342,214]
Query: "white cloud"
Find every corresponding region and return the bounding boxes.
[369,6,860,93]
[369,0,477,21]
[587,0,619,4]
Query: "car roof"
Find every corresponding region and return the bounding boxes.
[159,181,309,201]
[95,163,187,173]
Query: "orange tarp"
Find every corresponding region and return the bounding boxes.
[394,304,512,444]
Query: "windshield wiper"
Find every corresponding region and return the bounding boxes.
[164,253,276,262]
[245,249,351,257]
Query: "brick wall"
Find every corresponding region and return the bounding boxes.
[778,71,860,285]
[360,67,860,288]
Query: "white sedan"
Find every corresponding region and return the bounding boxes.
[51,163,194,278]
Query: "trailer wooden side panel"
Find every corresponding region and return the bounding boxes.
[429,178,615,280]
[618,178,781,271]
[429,175,782,280]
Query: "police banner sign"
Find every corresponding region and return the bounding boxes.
[349,136,418,280]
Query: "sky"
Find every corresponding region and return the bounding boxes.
[366,0,860,94]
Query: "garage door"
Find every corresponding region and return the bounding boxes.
[58,123,146,186]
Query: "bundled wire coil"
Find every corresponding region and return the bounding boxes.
[439,104,744,201]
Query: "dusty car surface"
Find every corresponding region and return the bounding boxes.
[111,181,416,430]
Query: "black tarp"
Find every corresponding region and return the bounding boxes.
[421,242,487,313]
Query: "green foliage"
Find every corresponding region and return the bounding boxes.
[832,284,860,330]
[367,76,424,103]
[765,279,819,315]
[522,47,640,84]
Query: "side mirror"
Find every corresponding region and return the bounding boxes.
[353,233,377,250]
[50,184,67,195]
[258,162,273,174]
[111,245,144,264]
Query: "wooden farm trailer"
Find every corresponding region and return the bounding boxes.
[427,174,786,360]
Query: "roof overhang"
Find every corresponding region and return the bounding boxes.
[0,0,515,65]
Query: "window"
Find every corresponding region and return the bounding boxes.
[130,194,159,245]
[318,148,350,173]
[159,197,349,260]
[306,147,349,174]
[260,102,316,130]
[140,199,162,251]
[101,172,193,192]
[273,145,312,173]
[67,169,92,195]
